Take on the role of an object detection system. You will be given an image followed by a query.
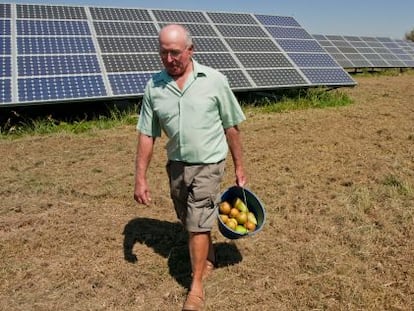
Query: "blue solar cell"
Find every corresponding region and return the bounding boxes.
[225,38,279,52]
[155,10,209,23]
[403,60,414,66]
[343,36,362,41]
[377,37,393,43]
[193,38,227,52]
[90,7,152,21]
[288,53,339,68]
[98,37,158,53]
[0,37,11,55]
[255,15,300,27]
[109,73,153,95]
[0,3,11,18]
[17,20,91,36]
[18,55,101,76]
[18,37,95,54]
[312,34,327,40]
[356,47,375,53]
[217,70,252,89]
[103,54,162,72]
[386,60,406,67]
[276,39,325,52]
[17,4,87,20]
[0,79,11,103]
[350,41,369,48]
[235,52,293,68]
[193,53,239,69]
[94,21,158,36]
[18,76,107,102]
[266,27,312,39]
[301,68,355,85]
[382,42,400,49]
[0,57,11,77]
[395,54,414,61]
[248,69,307,87]
[0,20,11,35]
[207,12,256,24]
[215,25,267,38]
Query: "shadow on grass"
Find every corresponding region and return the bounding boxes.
[122,217,242,289]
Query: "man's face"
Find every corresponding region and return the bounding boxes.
[159,32,193,77]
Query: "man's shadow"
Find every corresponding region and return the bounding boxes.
[123,217,243,289]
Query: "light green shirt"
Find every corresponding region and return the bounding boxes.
[137,60,246,164]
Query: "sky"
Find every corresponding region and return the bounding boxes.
[7,0,414,39]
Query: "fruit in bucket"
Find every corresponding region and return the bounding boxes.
[219,201,231,215]
[233,197,248,213]
[229,207,240,218]
[218,197,257,233]
[225,218,238,230]
[235,212,248,225]
[219,214,229,223]
[235,225,248,234]
[247,212,257,225]
[245,221,256,232]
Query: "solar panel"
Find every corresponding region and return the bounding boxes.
[314,34,414,69]
[1,3,356,107]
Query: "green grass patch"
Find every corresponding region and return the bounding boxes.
[382,174,412,196]
[0,104,138,138]
[242,87,353,113]
[1,87,353,138]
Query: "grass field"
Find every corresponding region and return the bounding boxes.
[1,73,413,310]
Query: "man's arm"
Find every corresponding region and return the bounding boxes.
[134,133,156,205]
[225,125,247,187]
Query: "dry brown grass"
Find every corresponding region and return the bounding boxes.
[1,74,413,310]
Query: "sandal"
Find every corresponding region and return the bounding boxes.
[182,291,205,311]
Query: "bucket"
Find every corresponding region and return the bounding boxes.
[217,186,266,239]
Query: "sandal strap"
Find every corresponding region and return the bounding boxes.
[182,292,205,311]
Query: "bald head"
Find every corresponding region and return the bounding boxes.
[159,24,193,48]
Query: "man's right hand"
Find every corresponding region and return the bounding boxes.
[134,180,152,206]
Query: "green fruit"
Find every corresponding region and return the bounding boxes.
[233,198,248,213]
[235,225,248,234]
[247,212,257,225]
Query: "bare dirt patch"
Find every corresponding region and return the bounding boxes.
[1,74,413,310]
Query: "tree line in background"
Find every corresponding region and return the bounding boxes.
[405,28,414,41]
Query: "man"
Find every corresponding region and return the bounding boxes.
[134,24,246,311]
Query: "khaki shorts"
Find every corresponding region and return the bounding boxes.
[166,160,225,232]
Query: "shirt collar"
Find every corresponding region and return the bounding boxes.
[153,59,207,84]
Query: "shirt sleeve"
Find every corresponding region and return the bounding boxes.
[137,81,162,137]
[216,74,246,129]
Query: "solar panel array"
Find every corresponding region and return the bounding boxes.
[314,34,414,69]
[1,3,356,106]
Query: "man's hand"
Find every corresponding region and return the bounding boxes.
[134,179,152,206]
[235,167,247,187]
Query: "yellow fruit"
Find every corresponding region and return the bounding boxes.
[219,201,231,215]
[235,212,248,225]
[245,221,256,232]
[219,214,229,223]
[247,212,257,225]
[233,197,248,213]
[229,207,240,218]
[225,218,237,230]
